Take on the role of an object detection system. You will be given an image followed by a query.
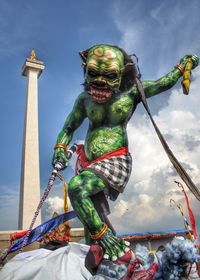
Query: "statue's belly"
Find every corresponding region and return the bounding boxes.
[85,126,127,161]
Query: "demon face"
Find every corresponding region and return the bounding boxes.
[81,45,124,103]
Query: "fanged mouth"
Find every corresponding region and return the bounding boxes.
[87,86,113,103]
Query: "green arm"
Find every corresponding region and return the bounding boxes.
[142,68,182,98]
[56,92,86,145]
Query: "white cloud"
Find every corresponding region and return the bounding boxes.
[112,199,129,217]
[45,196,72,217]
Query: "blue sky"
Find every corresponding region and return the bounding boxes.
[0,0,200,235]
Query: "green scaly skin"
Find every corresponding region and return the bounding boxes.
[52,45,199,260]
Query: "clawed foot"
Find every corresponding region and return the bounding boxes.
[97,228,131,261]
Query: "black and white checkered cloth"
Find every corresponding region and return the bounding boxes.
[83,153,132,195]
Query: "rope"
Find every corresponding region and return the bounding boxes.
[19,171,58,252]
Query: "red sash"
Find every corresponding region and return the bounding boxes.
[75,144,128,174]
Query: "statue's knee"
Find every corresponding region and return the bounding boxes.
[68,175,83,198]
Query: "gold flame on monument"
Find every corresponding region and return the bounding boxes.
[29,49,36,60]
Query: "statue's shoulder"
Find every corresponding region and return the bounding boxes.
[76,91,88,102]
[74,91,92,110]
[122,85,137,97]
[79,91,87,97]
[121,85,141,104]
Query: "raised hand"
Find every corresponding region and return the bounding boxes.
[180,54,199,69]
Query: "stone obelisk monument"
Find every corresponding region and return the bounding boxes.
[18,50,45,230]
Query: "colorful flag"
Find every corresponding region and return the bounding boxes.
[175,181,197,239]
[0,210,76,264]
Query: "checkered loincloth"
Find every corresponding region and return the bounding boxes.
[82,153,132,195]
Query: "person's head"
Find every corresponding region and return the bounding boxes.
[79,44,136,103]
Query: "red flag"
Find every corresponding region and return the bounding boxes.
[175,181,197,239]
[10,230,28,242]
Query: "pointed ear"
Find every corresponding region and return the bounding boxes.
[79,51,87,66]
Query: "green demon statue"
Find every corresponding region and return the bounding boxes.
[52,44,199,261]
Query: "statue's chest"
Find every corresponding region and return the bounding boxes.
[85,95,134,126]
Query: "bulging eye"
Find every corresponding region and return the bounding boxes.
[106,73,118,79]
[88,70,98,77]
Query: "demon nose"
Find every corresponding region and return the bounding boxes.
[92,80,107,87]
